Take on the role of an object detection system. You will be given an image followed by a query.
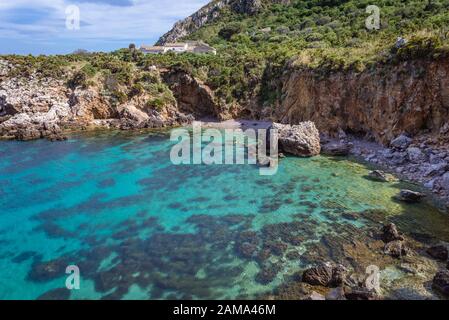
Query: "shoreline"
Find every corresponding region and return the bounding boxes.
[2,118,449,210]
[347,135,449,211]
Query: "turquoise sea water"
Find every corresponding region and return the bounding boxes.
[0,130,448,300]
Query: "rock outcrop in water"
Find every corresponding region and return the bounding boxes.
[273,122,320,157]
[301,262,347,287]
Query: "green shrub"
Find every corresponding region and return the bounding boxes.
[67,70,89,89]
[128,82,145,98]
[146,97,165,111]
[395,34,443,60]
[218,22,243,40]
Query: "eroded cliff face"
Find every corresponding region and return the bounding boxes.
[162,69,220,118]
[0,64,205,140]
[272,58,449,144]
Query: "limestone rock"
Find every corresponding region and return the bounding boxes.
[302,263,333,286]
[156,0,288,45]
[381,223,404,243]
[424,162,448,177]
[163,70,219,118]
[302,262,347,287]
[273,122,320,157]
[231,0,263,15]
[69,88,116,121]
[390,134,412,150]
[120,104,150,125]
[407,147,426,163]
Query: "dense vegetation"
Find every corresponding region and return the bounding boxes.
[2,0,449,108]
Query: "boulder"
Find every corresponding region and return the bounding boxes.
[273,122,321,157]
[302,264,333,286]
[321,141,351,156]
[330,264,348,287]
[37,288,71,300]
[302,263,347,287]
[432,270,449,297]
[391,151,407,165]
[120,104,150,125]
[424,162,448,177]
[384,240,408,258]
[407,147,426,163]
[381,223,404,243]
[367,170,395,182]
[390,134,412,150]
[395,189,425,203]
[426,245,449,261]
[344,286,378,300]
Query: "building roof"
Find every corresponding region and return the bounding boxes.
[164,43,188,47]
[140,45,165,51]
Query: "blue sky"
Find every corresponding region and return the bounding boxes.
[0,0,209,55]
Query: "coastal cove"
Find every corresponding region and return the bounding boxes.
[0,130,448,300]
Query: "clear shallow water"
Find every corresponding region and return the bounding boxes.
[0,130,448,300]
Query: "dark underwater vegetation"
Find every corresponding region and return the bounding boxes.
[0,131,449,300]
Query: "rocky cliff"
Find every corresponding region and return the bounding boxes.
[156,0,289,45]
[0,62,218,140]
[269,58,449,145]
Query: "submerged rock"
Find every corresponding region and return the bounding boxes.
[367,170,396,182]
[273,122,321,157]
[37,288,71,300]
[426,245,449,261]
[395,189,425,203]
[28,258,69,282]
[381,223,404,243]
